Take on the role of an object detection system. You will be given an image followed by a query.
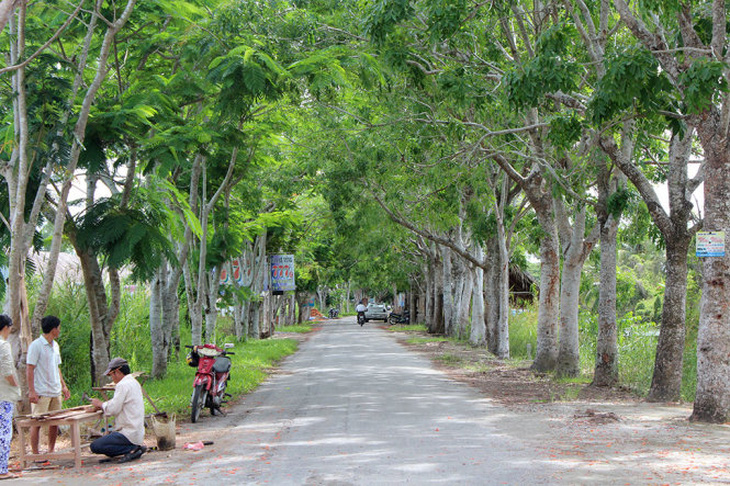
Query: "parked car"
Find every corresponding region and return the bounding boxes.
[365,303,388,322]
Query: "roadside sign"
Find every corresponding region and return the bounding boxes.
[270,254,296,291]
[697,231,726,257]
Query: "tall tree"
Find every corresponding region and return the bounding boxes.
[1,0,135,394]
[611,0,725,420]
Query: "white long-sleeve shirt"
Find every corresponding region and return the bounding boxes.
[102,374,145,445]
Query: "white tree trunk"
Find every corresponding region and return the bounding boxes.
[495,234,510,359]
[469,246,486,346]
[531,208,560,372]
[441,246,454,336]
[556,205,597,377]
[594,214,620,386]
[693,124,730,422]
[149,268,166,378]
[204,268,222,342]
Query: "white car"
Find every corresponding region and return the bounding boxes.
[365,303,388,322]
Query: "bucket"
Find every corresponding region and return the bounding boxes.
[150,413,176,451]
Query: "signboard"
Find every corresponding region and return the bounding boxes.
[269,254,296,292]
[218,261,231,286]
[697,231,726,257]
[230,257,243,286]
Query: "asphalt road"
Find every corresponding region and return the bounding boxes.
[25,319,563,485]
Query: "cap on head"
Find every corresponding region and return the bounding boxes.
[104,357,128,375]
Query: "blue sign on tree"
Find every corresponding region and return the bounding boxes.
[270,255,296,291]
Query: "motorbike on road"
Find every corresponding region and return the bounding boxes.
[357,311,366,326]
[185,343,235,423]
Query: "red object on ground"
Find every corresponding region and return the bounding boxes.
[183,441,205,451]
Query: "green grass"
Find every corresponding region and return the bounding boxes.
[277,324,314,333]
[388,324,428,332]
[406,336,449,345]
[436,353,463,365]
[142,338,299,419]
[509,306,538,359]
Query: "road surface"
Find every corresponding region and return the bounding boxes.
[19,319,730,485]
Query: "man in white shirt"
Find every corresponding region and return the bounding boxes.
[356,300,367,326]
[26,315,70,454]
[90,358,146,462]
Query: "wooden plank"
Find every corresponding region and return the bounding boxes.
[16,404,94,420]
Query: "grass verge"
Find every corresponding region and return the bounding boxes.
[139,338,299,419]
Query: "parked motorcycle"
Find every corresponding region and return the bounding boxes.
[329,307,339,318]
[388,309,410,325]
[185,343,235,423]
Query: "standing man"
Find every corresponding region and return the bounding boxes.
[26,315,70,455]
[90,358,146,462]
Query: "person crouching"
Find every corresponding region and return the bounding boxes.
[90,358,147,462]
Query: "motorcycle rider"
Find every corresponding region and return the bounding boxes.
[356,299,367,325]
[90,358,146,462]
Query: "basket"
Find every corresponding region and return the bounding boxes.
[150,413,176,451]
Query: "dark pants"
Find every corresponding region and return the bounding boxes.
[90,432,136,457]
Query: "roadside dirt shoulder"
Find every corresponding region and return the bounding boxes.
[388,328,730,485]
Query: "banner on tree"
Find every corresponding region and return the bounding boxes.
[269,254,296,292]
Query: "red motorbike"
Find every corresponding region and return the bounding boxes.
[185,343,234,423]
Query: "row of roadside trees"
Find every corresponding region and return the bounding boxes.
[2,1,729,424]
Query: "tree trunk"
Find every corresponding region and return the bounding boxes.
[495,230,510,359]
[647,238,691,401]
[163,277,181,360]
[204,268,222,342]
[469,246,486,346]
[692,145,730,422]
[424,262,433,328]
[441,246,454,336]
[74,246,112,386]
[593,215,620,386]
[431,251,445,334]
[234,300,248,338]
[484,239,498,353]
[458,266,473,340]
[555,255,583,378]
[556,205,597,378]
[149,268,167,378]
[452,256,470,339]
[288,294,296,326]
[531,213,560,372]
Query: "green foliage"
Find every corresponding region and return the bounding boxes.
[606,187,632,218]
[590,47,673,124]
[74,196,178,281]
[208,45,288,115]
[547,113,583,150]
[679,59,728,114]
[426,0,467,41]
[505,23,580,109]
[365,0,415,46]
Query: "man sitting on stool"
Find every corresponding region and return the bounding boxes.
[90,358,146,462]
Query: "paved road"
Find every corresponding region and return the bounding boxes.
[24,320,562,485]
